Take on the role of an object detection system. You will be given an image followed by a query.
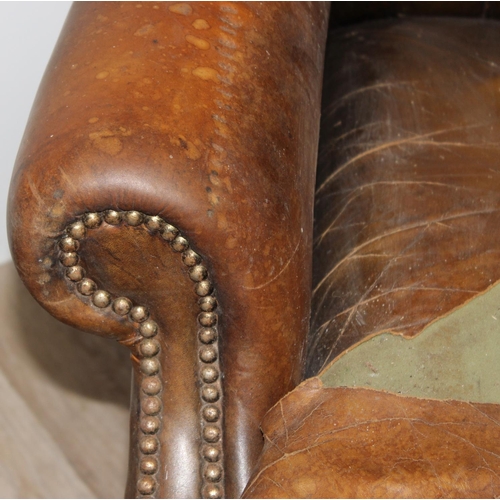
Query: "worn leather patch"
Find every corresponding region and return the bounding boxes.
[320,281,500,403]
[243,379,500,498]
[309,18,500,376]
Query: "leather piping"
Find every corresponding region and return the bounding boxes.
[56,210,224,499]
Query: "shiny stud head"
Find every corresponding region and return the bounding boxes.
[140,416,161,434]
[59,252,79,267]
[182,249,201,267]
[202,484,222,499]
[202,445,220,463]
[140,358,160,376]
[59,236,79,253]
[139,436,159,454]
[83,212,102,229]
[189,265,207,282]
[204,463,222,483]
[141,376,162,396]
[199,328,217,344]
[137,475,156,495]
[199,312,217,327]
[199,296,217,312]
[140,456,159,475]
[201,386,219,403]
[77,278,97,296]
[199,346,217,364]
[145,215,163,232]
[112,297,132,316]
[92,290,111,308]
[201,366,219,383]
[160,223,178,242]
[68,221,86,240]
[196,280,213,297]
[125,211,143,226]
[104,210,121,225]
[203,425,221,443]
[139,320,158,338]
[140,339,160,358]
[202,405,220,422]
[171,236,189,252]
[66,265,84,282]
[142,396,161,416]
[130,305,149,323]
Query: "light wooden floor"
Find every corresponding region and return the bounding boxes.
[0,262,131,498]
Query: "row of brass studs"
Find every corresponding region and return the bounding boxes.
[57,210,224,499]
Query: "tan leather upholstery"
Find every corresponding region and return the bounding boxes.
[7,2,500,498]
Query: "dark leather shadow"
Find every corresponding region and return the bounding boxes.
[6,262,131,408]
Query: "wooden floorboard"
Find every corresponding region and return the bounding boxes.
[0,262,131,498]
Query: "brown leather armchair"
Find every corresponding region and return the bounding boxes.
[8,2,500,498]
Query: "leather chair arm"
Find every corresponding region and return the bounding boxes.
[7,2,329,497]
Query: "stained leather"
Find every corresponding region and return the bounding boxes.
[309,17,500,376]
[7,2,329,497]
[243,378,500,498]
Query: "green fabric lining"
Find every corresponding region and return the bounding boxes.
[320,283,500,403]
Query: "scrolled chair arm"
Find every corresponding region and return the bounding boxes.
[7,2,329,498]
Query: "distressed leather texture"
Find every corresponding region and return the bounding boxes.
[244,379,500,498]
[309,17,500,375]
[7,2,500,499]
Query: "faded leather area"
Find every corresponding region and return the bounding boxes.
[243,379,500,498]
[320,281,500,403]
[308,18,500,375]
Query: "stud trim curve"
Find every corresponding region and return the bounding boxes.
[57,210,224,499]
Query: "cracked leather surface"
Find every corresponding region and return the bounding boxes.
[308,17,500,376]
[243,378,500,498]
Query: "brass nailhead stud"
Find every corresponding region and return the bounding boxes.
[139,436,159,454]
[125,210,143,226]
[199,312,217,327]
[130,305,149,323]
[59,252,79,267]
[66,265,84,282]
[140,456,159,474]
[202,405,220,422]
[92,290,111,308]
[83,212,102,228]
[59,236,79,252]
[171,236,189,252]
[202,445,220,463]
[141,376,162,396]
[196,280,213,297]
[140,416,161,434]
[199,328,217,344]
[140,339,160,357]
[199,296,217,312]
[203,425,221,443]
[77,278,97,296]
[189,265,207,282]
[104,210,122,225]
[69,221,86,240]
[161,224,178,242]
[202,484,222,499]
[137,475,156,495]
[199,346,217,364]
[112,297,132,315]
[145,215,163,232]
[201,366,219,383]
[142,396,162,416]
[141,358,160,376]
[140,320,158,338]
[202,386,219,403]
[182,249,201,267]
[204,463,222,482]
